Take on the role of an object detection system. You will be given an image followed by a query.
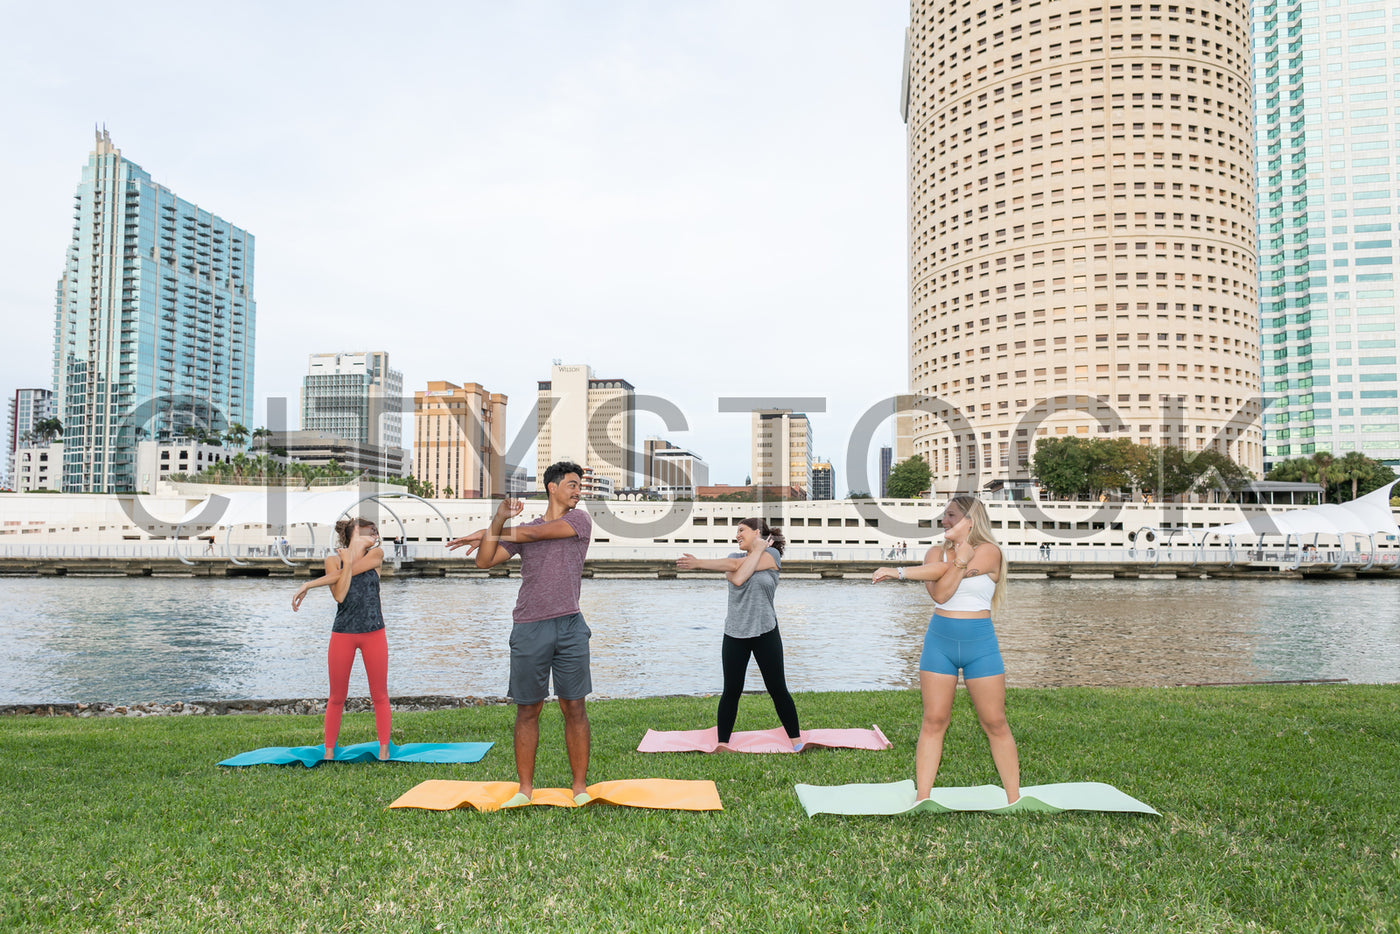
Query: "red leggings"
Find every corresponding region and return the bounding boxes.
[324,629,391,748]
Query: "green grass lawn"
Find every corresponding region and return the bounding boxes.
[1,686,1397,933]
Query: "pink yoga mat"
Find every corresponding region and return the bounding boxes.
[636,724,892,754]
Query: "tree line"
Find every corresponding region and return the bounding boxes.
[1263,450,1397,504]
[881,439,1395,504]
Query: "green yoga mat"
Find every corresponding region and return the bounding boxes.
[219,741,493,768]
[794,780,1159,816]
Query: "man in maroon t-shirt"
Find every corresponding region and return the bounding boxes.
[447,461,593,805]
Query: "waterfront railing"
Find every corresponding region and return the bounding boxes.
[1,542,1396,570]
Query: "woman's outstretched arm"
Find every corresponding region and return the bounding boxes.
[872,549,950,584]
[676,554,744,573]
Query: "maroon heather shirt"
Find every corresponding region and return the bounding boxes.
[500,508,592,624]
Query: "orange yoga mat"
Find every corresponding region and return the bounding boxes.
[388,778,723,812]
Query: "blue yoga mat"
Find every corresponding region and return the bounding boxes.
[219,741,494,768]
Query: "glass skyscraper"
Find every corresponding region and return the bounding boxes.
[1254,0,1400,469]
[52,130,255,492]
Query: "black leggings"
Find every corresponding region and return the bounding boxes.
[717,627,801,742]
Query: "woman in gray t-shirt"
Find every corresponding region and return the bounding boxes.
[677,517,802,749]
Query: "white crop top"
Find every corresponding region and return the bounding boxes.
[934,572,997,613]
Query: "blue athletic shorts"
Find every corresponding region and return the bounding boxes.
[919,613,1005,679]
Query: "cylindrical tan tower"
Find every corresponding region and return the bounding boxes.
[904,0,1263,492]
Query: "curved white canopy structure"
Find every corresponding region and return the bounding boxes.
[1204,480,1399,540]
[1203,480,1399,569]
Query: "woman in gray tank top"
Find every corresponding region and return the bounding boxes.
[677,517,802,750]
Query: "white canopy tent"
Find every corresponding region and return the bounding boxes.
[1203,480,1399,569]
[172,490,453,566]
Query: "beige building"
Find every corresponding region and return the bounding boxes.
[413,381,507,499]
[13,443,63,493]
[535,364,635,491]
[751,410,813,499]
[903,0,1263,494]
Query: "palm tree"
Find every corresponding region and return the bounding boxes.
[223,423,249,448]
[33,418,63,444]
[1335,451,1373,502]
[1310,450,1346,503]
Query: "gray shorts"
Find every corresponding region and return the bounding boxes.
[508,612,592,704]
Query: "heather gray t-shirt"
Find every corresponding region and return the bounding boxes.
[501,508,592,624]
[723,547,781,638]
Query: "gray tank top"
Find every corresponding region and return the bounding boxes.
[724,548,781,638]
[332,568,385,634]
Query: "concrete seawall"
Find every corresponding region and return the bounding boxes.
[1,556,1392,580]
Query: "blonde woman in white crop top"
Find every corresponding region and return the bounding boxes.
[872,495,1020,804]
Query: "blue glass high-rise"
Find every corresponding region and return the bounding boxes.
[1253,0,1400,470]
[52,129,256,492]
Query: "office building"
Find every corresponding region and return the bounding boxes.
[902,0,1262,493]
[414,380,507,498]
[1253,0,1400,468]
[811,459,835,501]
[302,351,403,448]
[504,463,534,497]
[752,409,813,499]
[879,445,894,498]
[134,439,238,492]
[6,388,56,487]
[264,431,404,479]
[52,129,255,492]
[299,351,404,474]
[535,363,635,491]
[644,437,710,498]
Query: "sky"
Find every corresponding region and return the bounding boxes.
[0,1,911,493]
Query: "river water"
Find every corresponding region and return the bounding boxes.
[2,576,1397,704]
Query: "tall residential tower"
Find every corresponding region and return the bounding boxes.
[6,388,55,487]
[52,130,255,492]
[904,0,1263,492]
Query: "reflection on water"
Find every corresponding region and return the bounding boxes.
[2,576,1397,704]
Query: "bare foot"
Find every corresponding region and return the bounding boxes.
[378,744,391,762]
[323,745,335,761]
[714,741,731,753]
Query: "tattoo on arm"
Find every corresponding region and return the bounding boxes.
[964,569,982,578]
